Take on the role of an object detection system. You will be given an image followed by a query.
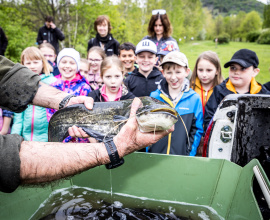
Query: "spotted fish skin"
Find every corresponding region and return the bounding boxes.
[48,97,178,142]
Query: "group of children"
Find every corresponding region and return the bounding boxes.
[3,38,269,156]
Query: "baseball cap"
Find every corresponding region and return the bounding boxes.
[160,51,188,68]
[224,49,259,68]
[157,41,179,56]
[135,39,157,55]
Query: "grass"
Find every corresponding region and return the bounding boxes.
[179,41,270,84]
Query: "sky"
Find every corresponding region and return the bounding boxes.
[257,0,269,4]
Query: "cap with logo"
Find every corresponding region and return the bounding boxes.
[224,49,259,68]
[157,41,179,56]
[135,39,157,55]
[160,51,188,68]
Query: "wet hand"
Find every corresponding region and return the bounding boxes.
[114,97,174,157]
[67,96,94,138]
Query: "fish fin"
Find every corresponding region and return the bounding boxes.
[113,115,128,122]
[81,127,107,142]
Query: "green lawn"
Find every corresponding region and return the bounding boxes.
[179,41,270,84]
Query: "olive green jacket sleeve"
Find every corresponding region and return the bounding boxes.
[0,56,40,193]
[0,55,41,113]
[0,134,23,193]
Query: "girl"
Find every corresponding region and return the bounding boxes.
[143,9,179,53]
[80,58,90,79]
[11,46,57,141]
[88,55,135,102]
[46,48,91,143]
[39,42,59,76]
[190,51,224,115]
[87,46,106,90]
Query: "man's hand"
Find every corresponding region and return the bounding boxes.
[66,96,94,110]
[114,97,174,157]
[50,22,56,29]
[67,96,94,137]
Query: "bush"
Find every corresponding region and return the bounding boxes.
[246,31,261,42]
[257,30,270,44]
[213,33,230,44]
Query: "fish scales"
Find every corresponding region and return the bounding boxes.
[48,97,178,142]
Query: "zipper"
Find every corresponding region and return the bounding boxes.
[30,105,35,141]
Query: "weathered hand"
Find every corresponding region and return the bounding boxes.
[114,97,174,157]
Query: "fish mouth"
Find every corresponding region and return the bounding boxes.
[150,108,178,118]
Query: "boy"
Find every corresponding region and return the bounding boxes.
[118,42,137,76]
[204,49,270,129]
[124,39,164,97]
[149,51,203,156]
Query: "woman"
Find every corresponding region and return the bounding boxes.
[87,15,119,56]
[143,9,179,53]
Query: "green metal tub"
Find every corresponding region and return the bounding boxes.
[0,153,269,219]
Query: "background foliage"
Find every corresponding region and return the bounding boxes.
[0,0,269,63]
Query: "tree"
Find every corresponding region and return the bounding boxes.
[239,11,262,39]
[263,1,270,28]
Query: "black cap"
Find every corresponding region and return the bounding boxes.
[224,49,259,68]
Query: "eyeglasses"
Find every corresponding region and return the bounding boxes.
[152,9,166,15]
[43,54,55,58]
[88,59,103,63]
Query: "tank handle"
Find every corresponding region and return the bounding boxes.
[253,165,270,209]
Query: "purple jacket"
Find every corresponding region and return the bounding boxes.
[46,73,91,143]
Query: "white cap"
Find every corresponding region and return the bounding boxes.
[135,39,157,55]
[161,51,189,68]
[57,48,80,71]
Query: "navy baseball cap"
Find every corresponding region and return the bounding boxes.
[224,49,259,68]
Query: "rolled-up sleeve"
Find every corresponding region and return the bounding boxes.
[0,56,41,113]
[0,134,23,193]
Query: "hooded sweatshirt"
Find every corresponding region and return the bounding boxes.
[149,78,203,156]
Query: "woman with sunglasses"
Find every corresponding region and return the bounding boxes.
[87,15,119,56]
[143,9,179,53]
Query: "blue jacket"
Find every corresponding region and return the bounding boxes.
[11,73,57,141]
[149,78,203,156]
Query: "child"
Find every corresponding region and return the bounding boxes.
[190,51,224,115]
[80,58,90,79]
[88,55,135,102]
[87,46,106,90]
[204,49,270,130]
[156,40,179,72]
[0,109,13,135]
[149,51,203,156]
[118,42,136,77]
[46,48,91,143]
[124,39,164,97]
[11,47,57,141]
[39,42,60,76]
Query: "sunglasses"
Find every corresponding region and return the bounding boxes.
[152,9,166,15]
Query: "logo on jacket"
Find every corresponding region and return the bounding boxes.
[179,107,189,110]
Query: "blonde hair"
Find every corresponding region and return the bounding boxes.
[38,42,56,54]
[100,55,123,78]
[190,51,223,90]
[87,46,106,60]
[21,46,53,76]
